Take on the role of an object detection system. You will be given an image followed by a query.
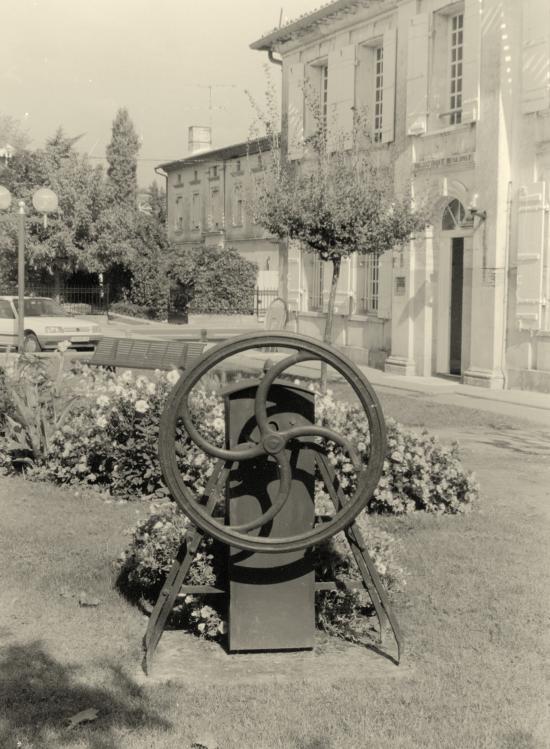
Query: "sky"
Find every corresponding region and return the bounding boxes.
[1,0,316,185]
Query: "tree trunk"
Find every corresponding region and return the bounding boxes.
[320,255,341,393]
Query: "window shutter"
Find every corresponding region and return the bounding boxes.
[377,251,392,319]
[406,13,430,135]
[333,257,351,314]
[462,0,481,123]
[287,63,305,160]
[522,0,550,114]
[381,28,397,143]
[327,44,356,151]
[287,242,302,310]
[516,182,547,330]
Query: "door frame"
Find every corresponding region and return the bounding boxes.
[436,228,472,375]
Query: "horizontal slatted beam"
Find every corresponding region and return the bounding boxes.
[89,337,206,371]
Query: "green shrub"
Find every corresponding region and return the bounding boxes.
[315,388,479,514]
[109,300,162,321]
[116,500,404,643]
[128,250,169,320]
[0,362,477,515]
[169,246,257,315]
[0,367,14,434]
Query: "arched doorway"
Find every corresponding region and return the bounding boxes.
[436,198,472,376]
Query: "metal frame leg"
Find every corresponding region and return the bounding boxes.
[143,460,230,673]
[315,452,403,663]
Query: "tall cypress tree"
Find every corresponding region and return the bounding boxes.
[106,108,140,205]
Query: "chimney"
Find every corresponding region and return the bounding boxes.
[188,126,212,155]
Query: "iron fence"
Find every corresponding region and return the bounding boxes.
[0,286,110,315]
[255,288,279,318]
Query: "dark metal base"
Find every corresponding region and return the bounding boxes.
[143,452,403,674]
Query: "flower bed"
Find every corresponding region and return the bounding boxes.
[0,351,479,644]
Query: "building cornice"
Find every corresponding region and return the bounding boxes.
[250,0,390,51]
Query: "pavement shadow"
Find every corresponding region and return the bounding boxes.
[0,640,171,749]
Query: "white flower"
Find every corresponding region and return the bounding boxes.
[56,339,71,352]
[342,462,354,474]
[357,441,366,452]
[146,382,156,395]
[212,417,225,433]
[120,371,133,384]
[134,399,149,414]
[136,376,147,388]
[166,369,180,385]
[96,395,110,408]
[217,620,228,634]
[200,606,213,618]
[96,415,107,428]
[184,595,194,604]
[198,622,206,632]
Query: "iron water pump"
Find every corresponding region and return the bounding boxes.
[144,332,402,670]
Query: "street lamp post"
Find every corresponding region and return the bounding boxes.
[17,200,26,351]
[0,184,58,352]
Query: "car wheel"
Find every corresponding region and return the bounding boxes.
[22,332,42,353]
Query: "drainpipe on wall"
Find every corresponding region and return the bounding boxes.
[267,49,283,67]
[501,180,513,390]
[266,46,287,299]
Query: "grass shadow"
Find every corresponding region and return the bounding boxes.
[0,641,171,749]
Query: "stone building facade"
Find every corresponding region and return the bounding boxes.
[158,133,281,291]
[251,0,550,391]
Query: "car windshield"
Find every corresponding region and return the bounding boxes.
[12,298,66,317]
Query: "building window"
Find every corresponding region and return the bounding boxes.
[449,13,464,125]
[309,254,324,311]
[358,254,380,313]
[194,170,198,181]
[210,165,218,178]
[236,159,241,172]
[210,187,221,229]
[442,198,466,230]
[176,172,182,185]
[233,185,243,226]
[174,196,183,232]
[192,193,201,231]
[373,46,384,142]
[321,64,329,130]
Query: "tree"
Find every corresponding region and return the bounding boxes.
[0,113,31,152]
[167,245,258,318]
[147,181,167,225]
[254,106,428,390]
[106,108,140,206]
[0,130,107,291]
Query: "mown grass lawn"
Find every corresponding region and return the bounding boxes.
[0,395,549,749]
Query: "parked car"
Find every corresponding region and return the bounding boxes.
[0,296,102,352]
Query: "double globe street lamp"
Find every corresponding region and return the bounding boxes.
[0,184,58,351]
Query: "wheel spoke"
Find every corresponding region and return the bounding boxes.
[179,403,266,462]
[282,425,361,470]
[254,350,315,433]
